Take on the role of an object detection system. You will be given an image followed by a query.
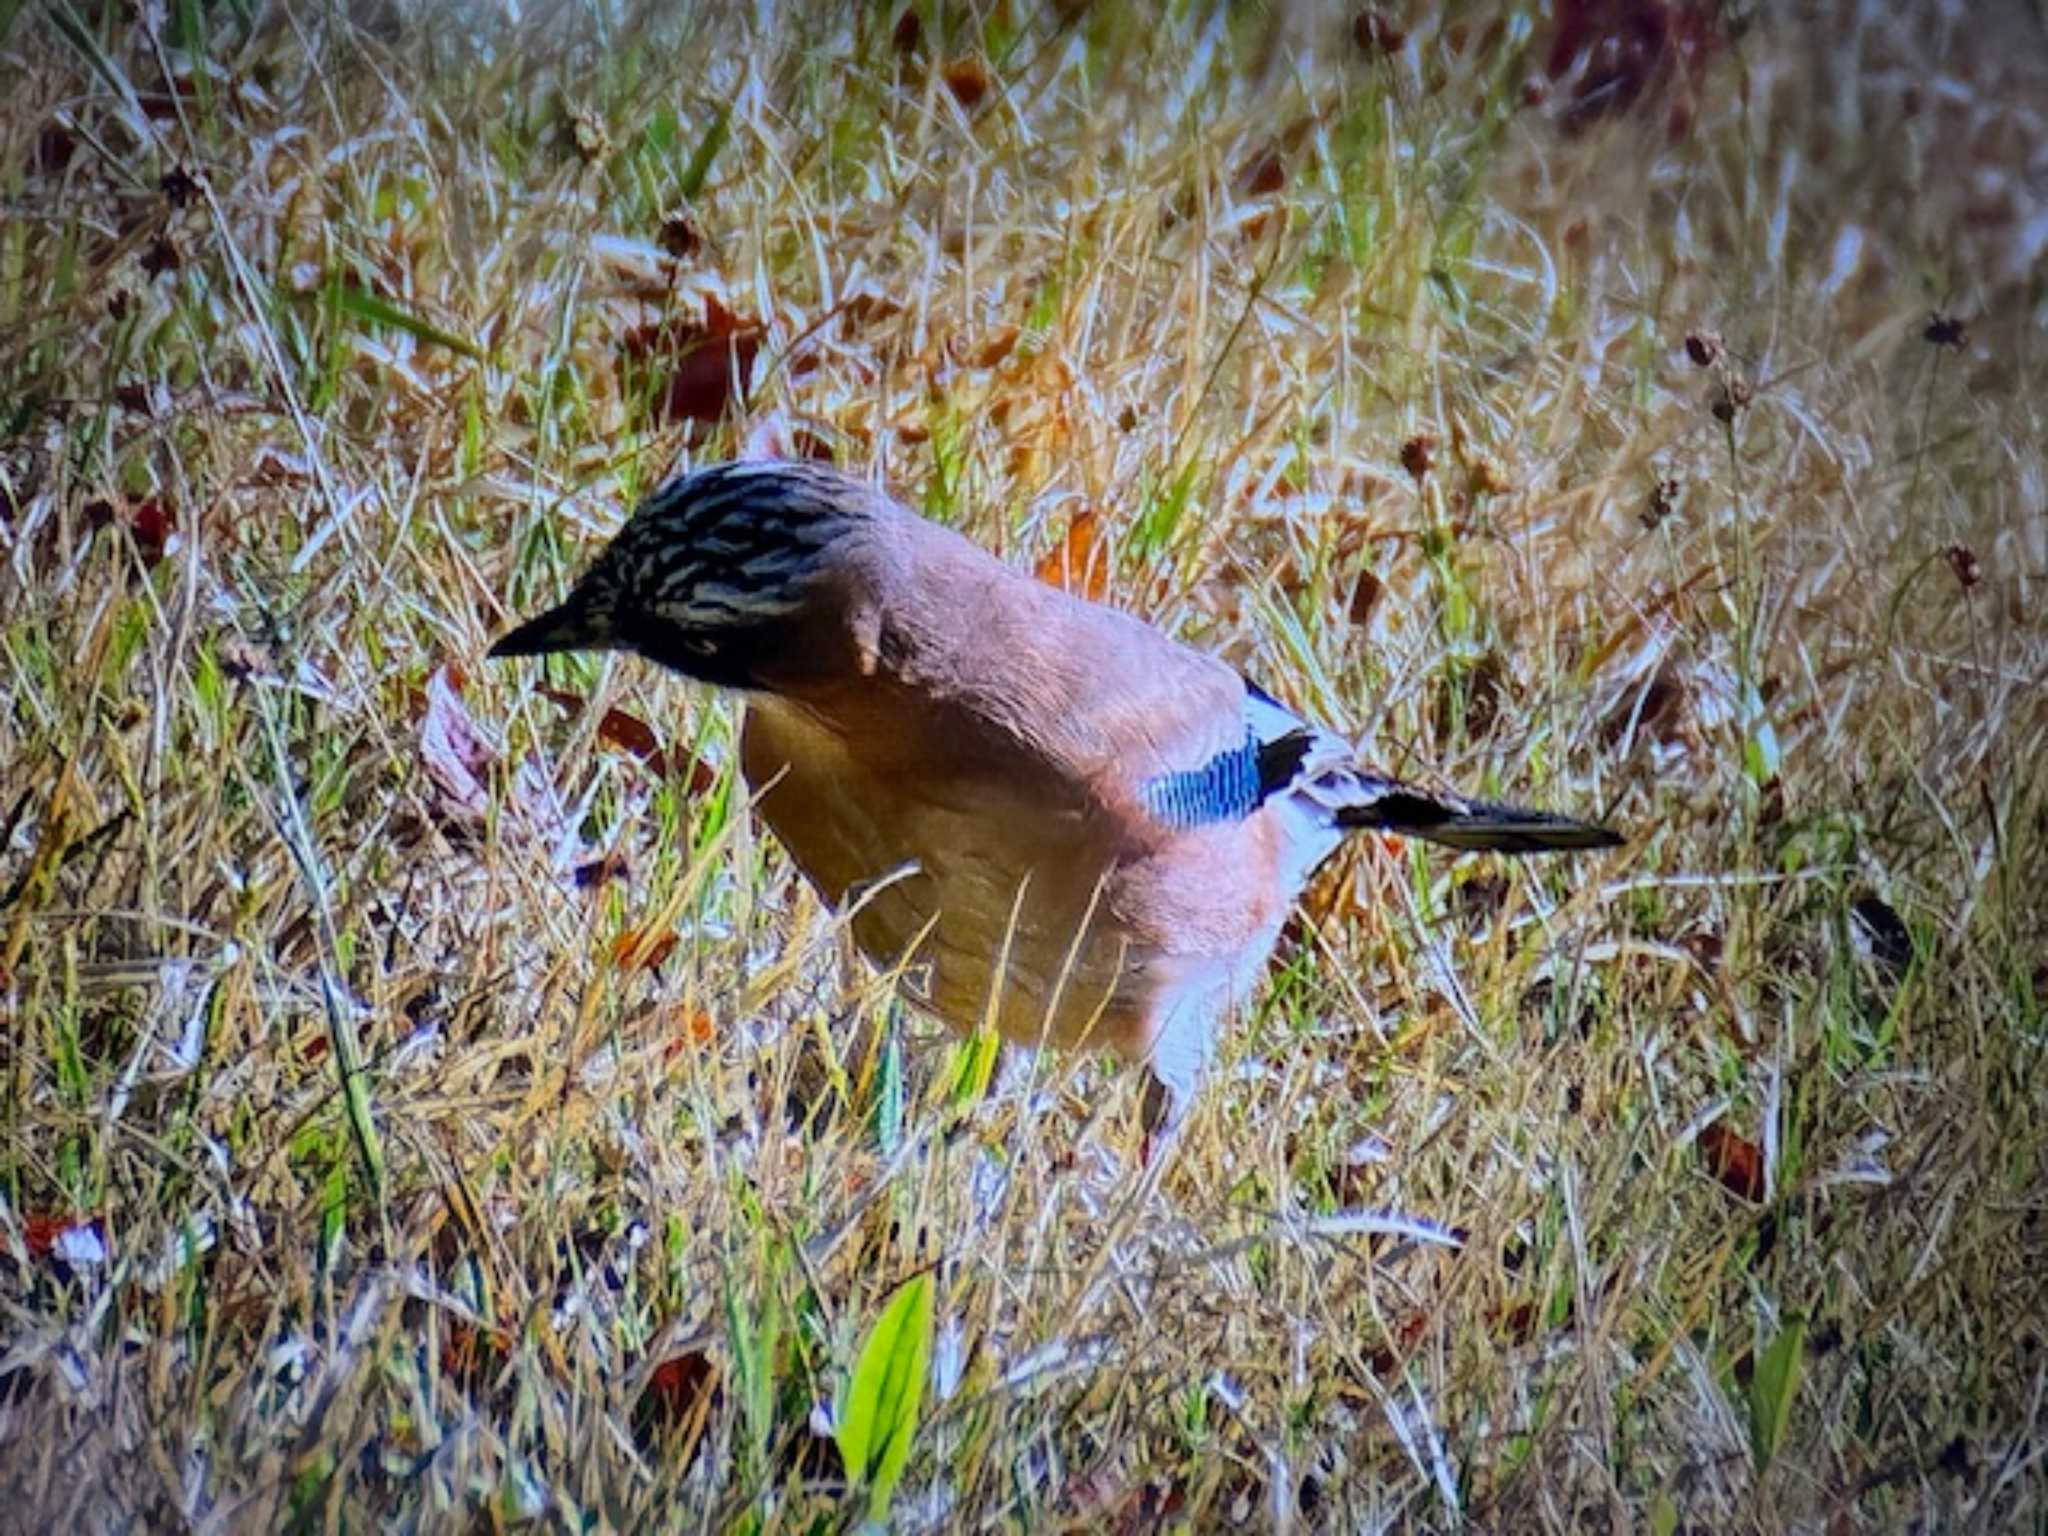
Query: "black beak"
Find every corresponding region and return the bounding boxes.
[487,595,612,659]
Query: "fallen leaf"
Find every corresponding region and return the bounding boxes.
[1235,147,1287,198]
[1943,544,1980,590]
[1698,1119,1765,1202]
[659,1006,718,1059]
[573,850,631,889]
[130,496,175,564]
[597,706,669,775]
[842,285,906,327]
[658,210,703,259]
[1348,566,1384,627]
[23,1212,105,1265]
[611,925,678,972]
[620,296,764,424]
[440,1320,510,1383]
[1543,0,1724,137]
[1034,508,1111,601]
[1353,9,1406,54]
[942,56,991,109]
[420,665,493,821]
[636,1350,720,1455]
[973,324,1021,369]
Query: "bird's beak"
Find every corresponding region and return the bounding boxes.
[486,595,612,659]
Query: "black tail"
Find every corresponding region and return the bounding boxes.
[1332,779,1621,854]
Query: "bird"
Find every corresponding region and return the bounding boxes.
[490,460,1620,1142]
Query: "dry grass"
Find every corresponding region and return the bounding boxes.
[3,0,2046,1529]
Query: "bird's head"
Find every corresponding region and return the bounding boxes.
[488,461,873,689]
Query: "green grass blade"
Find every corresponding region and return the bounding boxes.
[837,1271,934,1523]
[1748,1313,1807,1474]
[334,283,487,360]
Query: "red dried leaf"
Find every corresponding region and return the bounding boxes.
[24,1212,106,1271]
[1698,1120,1765,1201]
[1365,1309,1431,1375]
[842,286,906,327]
[639,1350,718,1435]
[440,1320,509,1383]
[129,495,174,564]
[1544,0,1723,137]
[790,428,837,463]
[659,1006,718,1061]
[620,299,764,425]
[890,7,921,54]
[537,685,586,717]
[597,707,669,776]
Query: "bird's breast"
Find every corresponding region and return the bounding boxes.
[737,696,1140,1053]
[738,694,1302,1064]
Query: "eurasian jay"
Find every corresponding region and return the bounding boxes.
[491,461,1619,1134]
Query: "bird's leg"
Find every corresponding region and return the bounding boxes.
[1138,1067,1189,1170]
[1138,990,1216,1169]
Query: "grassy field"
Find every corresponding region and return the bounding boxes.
[3,0,2045,1529]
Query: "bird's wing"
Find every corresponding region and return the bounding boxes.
[1134,677,1351,829]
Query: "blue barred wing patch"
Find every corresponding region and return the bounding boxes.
[1139,680,1322,829]
[1141,734,1263,827]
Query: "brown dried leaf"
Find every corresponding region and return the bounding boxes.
[1348,566,1385,627]
[1353,9,1406,54]
[1235,147,1287,198]
[1034,508,1112,602]
[658,210,703,259]
[610,925,678,972]
[973,324,1021,369]
[943,55,991,109]
[1943,543,1981,590]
